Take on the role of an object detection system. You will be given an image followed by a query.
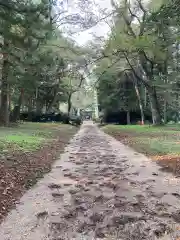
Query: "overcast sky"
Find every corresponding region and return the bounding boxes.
[74,21,110,45]
[66,0,113,45]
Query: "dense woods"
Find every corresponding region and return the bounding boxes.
[0,0,95,126]
[94,0,180,125]
[1,0,180,126]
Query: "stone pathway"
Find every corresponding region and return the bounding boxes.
[0,122,180,239]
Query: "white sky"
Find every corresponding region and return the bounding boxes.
[61,0,152,45]
[66,0,113,45]
[74,21,110,45]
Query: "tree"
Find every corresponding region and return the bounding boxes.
[0,0,93,125]
[90,0,180,125]
[96,67,138,124]
[0,0,52,125]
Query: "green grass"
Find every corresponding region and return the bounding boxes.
[0,122,78,216]
[2,135,44,151]
[0,122,74,152]
[104,124,180,133]
[103,124,180,156]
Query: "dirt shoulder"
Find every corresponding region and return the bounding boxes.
[0,122,78,222]
[103,124,180,176]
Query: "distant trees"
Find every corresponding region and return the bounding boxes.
[0,0,93,125]
[93,0,180,125]
[2,0,180,126]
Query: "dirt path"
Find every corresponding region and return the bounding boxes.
[0,122,180,239]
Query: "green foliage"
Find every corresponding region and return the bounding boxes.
[97,70,138,114]
[103,124,180,156]
[0,122,62,152]
[0,0,90,125]
[92,0,180,125]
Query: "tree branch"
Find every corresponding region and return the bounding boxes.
[127,4,141,25]
[123,51,150,88]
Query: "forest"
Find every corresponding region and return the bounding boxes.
[0,0,180,126]
[95,0,180,125]
[0,0,96,126]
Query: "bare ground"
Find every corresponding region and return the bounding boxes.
[0,122,180,239]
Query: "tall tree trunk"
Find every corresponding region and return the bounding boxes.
[35,87,43,114]
[126,71,145,125]
[132,69,162,125]
[148,86,162,125]
[36,101,42,114]
[35,87,39,113]
[47,94,58,113]
[47,87,59,113]
[62,94,72,124]
[163,68,168,124]
[137,53,162,125]
[0,56,9,126]
[144,87,147,108]
[67,94,72,118]
[126,110,131,125]
[10,88,24,122]
[28,98,33,121]
[133,76,144,125]
[163,99,167,124]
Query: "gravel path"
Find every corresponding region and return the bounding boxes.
[0,121,180,239]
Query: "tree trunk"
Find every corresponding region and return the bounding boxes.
[133,76,144,125]
[144,87,147,108]
[36,101,43,114]
[137,54,162,125]
[125,54,162,125]
[62,94,72,124]
[0,57,9,126]
[47,88,58,113]
[67,94,72,118]
[28,98,33,121]
[10,89,24,122]
[163,99,167,124]
[126,110,131,125]
[35,87,40,114]
[148,86,162,125]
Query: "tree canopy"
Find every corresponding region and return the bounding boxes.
[92,0,180,125]
[0,0,95,125]
[1,0,180,126]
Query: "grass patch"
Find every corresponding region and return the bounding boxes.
[0,122,76,153]
[103,124,180,156]
[103,124,180,175]
[3,134,44,151]
[0,122,78,222]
